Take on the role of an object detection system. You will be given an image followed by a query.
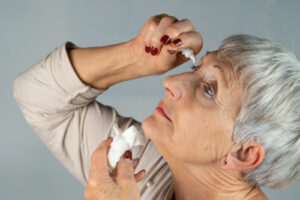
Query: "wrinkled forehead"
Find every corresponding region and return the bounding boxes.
[200,50,237,89]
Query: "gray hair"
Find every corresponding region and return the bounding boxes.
[218,34,300,189]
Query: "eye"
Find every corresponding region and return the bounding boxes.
[191,65,200,71]
[203,83,213,98]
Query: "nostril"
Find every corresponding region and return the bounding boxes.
[166,87,175,98]
[163,76,182,100]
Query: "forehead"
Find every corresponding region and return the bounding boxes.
[201,51,243,119]
[201,51,235,88]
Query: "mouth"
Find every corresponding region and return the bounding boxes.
[155,101,172,123]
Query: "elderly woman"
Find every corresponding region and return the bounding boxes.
[14,14,300,200]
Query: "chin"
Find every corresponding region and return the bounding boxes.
[142,115,170,158]
[142,114,157,140]
[142,112,173,145]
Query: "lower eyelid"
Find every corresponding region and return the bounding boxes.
[200,83,212,97]
[205,86,213,97]
[192,65,200,71]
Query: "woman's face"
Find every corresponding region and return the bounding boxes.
[142,51,244,166]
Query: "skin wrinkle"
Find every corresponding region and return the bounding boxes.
[217,52,244,121]
[203,52,241,121]
[171,162,258,200]
[143,49,267,199]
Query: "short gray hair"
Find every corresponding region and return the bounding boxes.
[218,34,300,189]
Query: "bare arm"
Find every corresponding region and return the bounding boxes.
[68,41,146,89]
[68,15,202,90]
[13,14,202,189]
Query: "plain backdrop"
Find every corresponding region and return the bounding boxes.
[1,0,300,199]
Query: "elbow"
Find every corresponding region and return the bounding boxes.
[13,73,30,109]
[13,75,22,103]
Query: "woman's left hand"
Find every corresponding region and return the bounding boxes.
[84,138,145,200]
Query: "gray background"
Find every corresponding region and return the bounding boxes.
[1,0,300,199]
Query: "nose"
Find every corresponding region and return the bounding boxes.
[163,73,189,101]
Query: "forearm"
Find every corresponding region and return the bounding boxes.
[68,40,146,89]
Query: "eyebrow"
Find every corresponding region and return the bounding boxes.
[212,64,228,88]
[204,51,229,88]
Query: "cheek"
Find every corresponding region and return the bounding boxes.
[173,102,215,138]
[171,103,229,163]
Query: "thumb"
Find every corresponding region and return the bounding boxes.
[115,150,135,185]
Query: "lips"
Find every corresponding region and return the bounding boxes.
[155,101,172,123]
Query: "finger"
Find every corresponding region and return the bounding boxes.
[115,152,136,185]
[132,158,140,170]
[164,18,195,39]
[148,20,198,70]
[90,138,113,177]
[168,31,203,55]
[150,16,178,55]
[134,169,146,183]
[154,31,202,70]
[140,14,168,37]
[143,14,169,52]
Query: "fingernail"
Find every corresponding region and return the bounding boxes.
[124,150,132,160]
[172,38,182,47]
[145,46,151,53]
[132,159,138,166]
[160,35,170,45]
[167,49,177,54]
[151,46,158,56]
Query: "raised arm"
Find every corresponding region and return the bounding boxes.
[68,41,144,90]
[13,14,202,186]
[68,14,202,89]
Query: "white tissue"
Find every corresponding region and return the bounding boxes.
[107,123,147,172]
[179,48,196,66]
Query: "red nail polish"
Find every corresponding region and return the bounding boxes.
[145,46,151,53]
[160,35,170,45]
[172,38,182,47]
[124,150,132,160]
[151,46,158,56]
[167,49,177,54]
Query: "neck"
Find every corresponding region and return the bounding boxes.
[168,160,268,200]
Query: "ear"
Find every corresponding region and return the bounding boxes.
[221,142,265,171]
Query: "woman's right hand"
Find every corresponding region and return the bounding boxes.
[68,14,203,89]
[129,14,203,75]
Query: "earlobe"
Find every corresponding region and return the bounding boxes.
[221,142,265,171]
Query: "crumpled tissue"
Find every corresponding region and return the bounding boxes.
[107,123,147,172]
[179,48,196,66]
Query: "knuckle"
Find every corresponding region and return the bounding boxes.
[181,18,192,24]
[147,15,155,22]
[160,16,175,24]
[150,35,161,45]
[148,22,157,32]
[177,18,194,31]
[154,14,168,23]
[183,18,195,30]
[165,26,180,37]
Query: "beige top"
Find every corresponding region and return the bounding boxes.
[13,42,175,200]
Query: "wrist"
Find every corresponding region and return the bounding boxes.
[93,40,148,89]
